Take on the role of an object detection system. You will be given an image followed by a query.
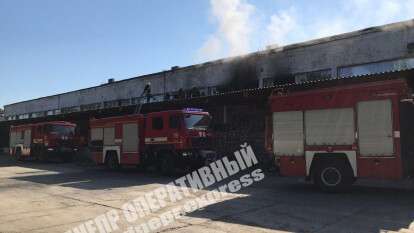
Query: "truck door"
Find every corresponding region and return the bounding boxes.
[357,99,399,179]
[146,115,167,144]
[168,115,181,145]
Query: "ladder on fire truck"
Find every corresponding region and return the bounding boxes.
[134,83,152,114]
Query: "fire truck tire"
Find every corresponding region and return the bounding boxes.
[15,148,23,161]
[61,153,73,163]
[313,159,354,192]
[105,152,120,170]
[159,155,174,176]
[39,150,48,162]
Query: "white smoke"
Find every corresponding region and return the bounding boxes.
[197,0,414,62]
[196,0,255,61]
[266,7,297,47]
[196,35,222,62]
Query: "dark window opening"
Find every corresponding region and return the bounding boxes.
[152,117,164,130]
[45,125,75,136]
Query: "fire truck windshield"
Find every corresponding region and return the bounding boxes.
[184,114,210,130]
[45,125,75,136]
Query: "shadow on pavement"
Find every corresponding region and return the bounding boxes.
[185,171,414,233]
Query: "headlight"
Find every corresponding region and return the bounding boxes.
[199,150,217,160]
[47,148,54,151]
[182,152,192,157]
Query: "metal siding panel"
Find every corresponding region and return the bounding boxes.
[358,100,394,156]
[305,108,355,145]
[273,111,304,156]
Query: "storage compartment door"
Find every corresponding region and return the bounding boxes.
[273,111,304,156]
[273,111,306,176]
[122,123,139,153]
[357,100,394,156]
[10,132,16,148]
[305,108,355,146]
[24,130,31,147]
[103,127,115,146]
[357,99,399,179]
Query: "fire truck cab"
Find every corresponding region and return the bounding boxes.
[268,79,414,191]
[10,121,77,161]
[89,108,216,174]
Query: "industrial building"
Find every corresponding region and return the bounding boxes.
[4,19,414,120]
[2,19,414,155]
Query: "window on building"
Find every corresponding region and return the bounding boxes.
[169,115,180,129]
[294,69,332,83]
[338,57,414,78]
[263,78,275,87]
[408,42,414,54]
[152,117,164,130]
[262,75,295,87]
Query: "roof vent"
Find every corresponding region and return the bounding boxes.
[171,66,180,70]
[108,78,115,84]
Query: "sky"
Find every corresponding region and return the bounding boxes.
[1,0,414,108]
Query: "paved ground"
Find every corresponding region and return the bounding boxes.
[1,154,414,233]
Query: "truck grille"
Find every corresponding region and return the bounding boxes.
[191,137,212,149]
[57,139,74,148]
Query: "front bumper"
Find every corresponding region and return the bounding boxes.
[46,147,77,154]
[179,149,217,166]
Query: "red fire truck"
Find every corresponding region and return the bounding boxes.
[89,109,216,174]
[10,121,77,161]
[267,79,414,191]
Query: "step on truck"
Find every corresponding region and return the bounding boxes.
[10,121,77,162]
[89,108,216,174]
[267,79,414,191]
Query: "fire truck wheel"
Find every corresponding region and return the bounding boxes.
[105,153,120,170]
[313,160,354,192]
[159,155,174,176]
[38,151,48,162]
[62,153,73,163]
[15,148,23,161]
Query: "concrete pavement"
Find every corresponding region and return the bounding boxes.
[0,154,414,233]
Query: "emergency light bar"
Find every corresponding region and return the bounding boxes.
[183,108,203,112]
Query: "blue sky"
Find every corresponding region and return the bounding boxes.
[1,0,413,108]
